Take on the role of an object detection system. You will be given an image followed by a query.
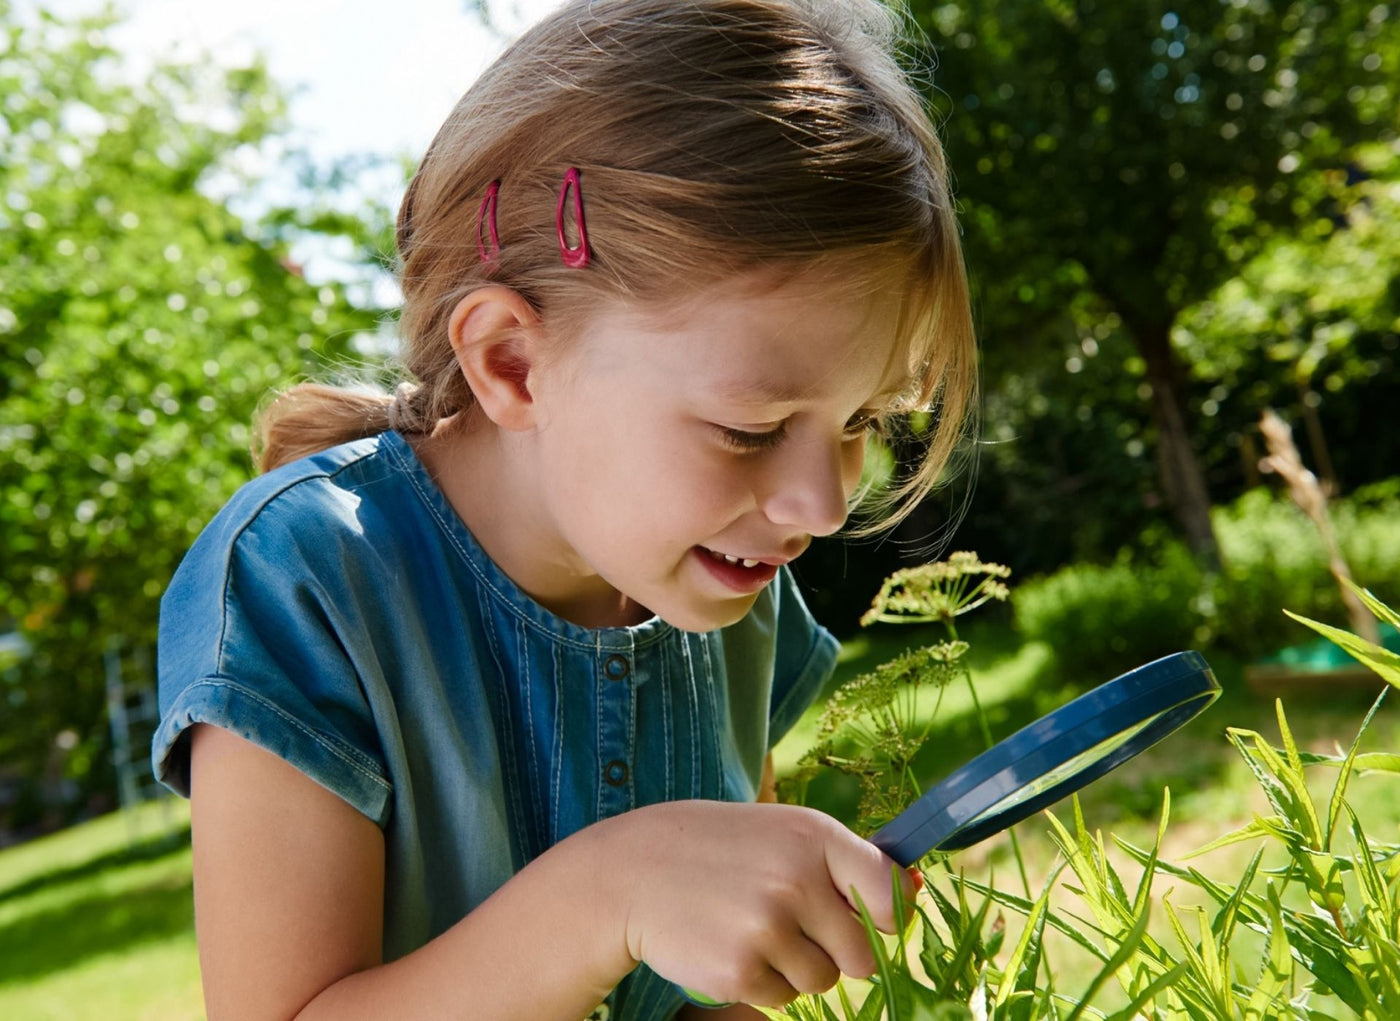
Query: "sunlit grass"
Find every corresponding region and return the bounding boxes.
[0,799,201,1020]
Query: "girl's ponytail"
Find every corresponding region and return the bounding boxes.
[254,379,449,473]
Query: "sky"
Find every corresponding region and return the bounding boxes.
[58,0,563,164]
[36,0,564,286]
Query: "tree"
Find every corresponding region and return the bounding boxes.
[0,2,388,831]
[905,0,1400,566]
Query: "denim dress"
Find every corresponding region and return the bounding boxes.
[152,430,839,1019]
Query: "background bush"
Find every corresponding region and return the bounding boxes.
[1015,482,1400,677]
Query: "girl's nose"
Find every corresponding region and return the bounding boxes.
[760,437,858,538]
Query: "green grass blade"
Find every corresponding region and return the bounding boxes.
[1345,804,1391,931]
[1064,900,1155,1021]
[957,875,1116,964]
[994,866,1057,1007]
[1339,577,1400,629]
[1131,788,1171,919]
[836,980,858,1021]
[1283,609,1400,688]
[1211,845,1265,948]
[854,983,884,1021]
[1244,886,1292,1021]
[932,893,992,1002]
[849,886,899,1021]
[1182,817,1278,859]
[1103,962,1188,1021]
[1326,689,1389,849]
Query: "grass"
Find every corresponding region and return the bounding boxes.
[2,618,1395,1018]
[0,798,201,1020]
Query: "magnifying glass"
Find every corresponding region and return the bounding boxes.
[869,650,1220,866]
[680,651,1219,1008]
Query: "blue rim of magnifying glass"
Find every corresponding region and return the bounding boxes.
[870,651,1220,867]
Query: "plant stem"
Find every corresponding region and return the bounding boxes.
[948,620,1032,898]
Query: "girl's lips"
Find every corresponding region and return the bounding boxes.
[693,546,781,594]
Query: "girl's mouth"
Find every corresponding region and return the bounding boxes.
[694,546,781,594]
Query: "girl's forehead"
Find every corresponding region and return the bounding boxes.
[574,265,914,401]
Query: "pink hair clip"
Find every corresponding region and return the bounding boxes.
[477,179,501,267]
[555,166,590,268]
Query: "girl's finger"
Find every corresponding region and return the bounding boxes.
[767,933,842,997]
[823,836,912,933]
[797,885,878,981]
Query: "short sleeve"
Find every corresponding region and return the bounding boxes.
[151,477,393,826]
[765,567,840,746]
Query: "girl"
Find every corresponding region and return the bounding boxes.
[152,0,976,1017]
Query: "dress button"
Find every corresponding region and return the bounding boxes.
[604,760,629,786]
[603,654,630,681]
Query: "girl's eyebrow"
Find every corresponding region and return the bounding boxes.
[711,378,813,404]
[711,377,912,406]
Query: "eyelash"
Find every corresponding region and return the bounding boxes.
[716,414,884,453]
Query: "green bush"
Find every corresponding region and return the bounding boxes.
[1015,482,1400,671]
[1213,487,1400,658]
[1012,543,1203,679]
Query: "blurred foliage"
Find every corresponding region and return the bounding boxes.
[0,1,390,830]
[1014,483,1400,678]
[904,0,1400,565]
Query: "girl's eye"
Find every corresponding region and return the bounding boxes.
[716,423,787,452]
[843,412,884,439]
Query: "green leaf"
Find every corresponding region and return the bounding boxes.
[1326,690,1389,848]
[994,866,1058,1007]
[849,886,899,1021]
[1339,578,1400,630]
[1065,901,1155,1021]
[1103,962,1188,1021]
[853,984,884,1021]
[1183,817,1279,859]
[1283,925,1366,1014]
[957,874,1114,964]
[1211,846,1265,949]
[918,903,948,982]
[1283,610,1400,688]
[932,894,991,1002]
[1345,805,1391,932]
[1243,888,1292,1021]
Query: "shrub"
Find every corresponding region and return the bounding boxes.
[1015,482,1400,669]
[1012,543,1203,680]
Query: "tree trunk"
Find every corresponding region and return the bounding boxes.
[1134,320,1222,571]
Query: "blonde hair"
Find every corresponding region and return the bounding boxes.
[256,0,977,534]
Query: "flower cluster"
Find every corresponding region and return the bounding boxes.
[860,552,1011,629]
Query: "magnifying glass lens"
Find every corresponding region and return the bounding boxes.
[973,713,1160,819]
[871,651,1220,865]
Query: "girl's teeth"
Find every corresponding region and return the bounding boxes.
[711,550,761,569]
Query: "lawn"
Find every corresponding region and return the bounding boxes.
[0,799,201,1020]
[1,618,1394,1017]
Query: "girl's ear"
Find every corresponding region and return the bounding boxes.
[447,286,545,432]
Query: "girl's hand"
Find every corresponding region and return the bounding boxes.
[600,800,916,1008]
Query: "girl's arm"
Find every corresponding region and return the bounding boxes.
[190,723,630,1019]
[190,727,911,1019]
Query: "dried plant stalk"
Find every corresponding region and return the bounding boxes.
[1258,408,1379,645]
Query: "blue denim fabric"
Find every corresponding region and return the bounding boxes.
[152,430,838,1019]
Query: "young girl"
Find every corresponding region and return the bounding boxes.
[152,1,976,1017]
